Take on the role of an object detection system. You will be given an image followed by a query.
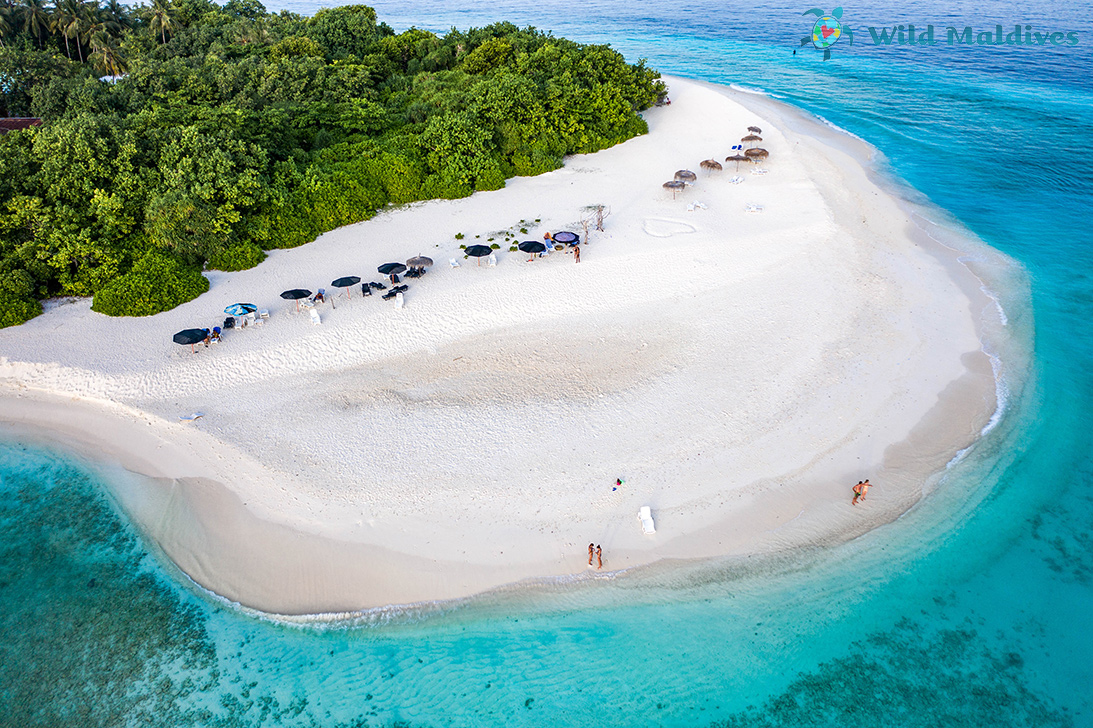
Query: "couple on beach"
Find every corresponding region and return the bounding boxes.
[588,543,603,569]
[852,479,872,505]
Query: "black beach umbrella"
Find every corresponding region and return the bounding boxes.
[332,275,361,299]
[173,328,208,353]
[406,255,433,269]
[464,244,492,266]
[726,153,749,170]
[552,231,580,245]
[747,125,762,134]
[518,240,547,261]
[674,169,697,184]
[280,288,312,311]
[663,180,686,199]
[745,148,769,161]
[377,263,407,276]
[700,159,723,173]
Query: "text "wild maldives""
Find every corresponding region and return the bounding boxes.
[867,25,1080,46]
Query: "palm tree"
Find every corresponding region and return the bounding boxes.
[101,0,130,31]
[146,0,173,45]
[0,5,13,47]
[19,0,52,48]
[90,28,126,75]
[51,0,77,58]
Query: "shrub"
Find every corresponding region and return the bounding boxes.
[207,243,266,272]
[92,252,209,317]
[0,293,43,328]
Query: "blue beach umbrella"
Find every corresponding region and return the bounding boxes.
[224,303,257,317]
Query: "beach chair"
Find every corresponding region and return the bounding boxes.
[729,176,745,185]
[639,506,656,535]
[449,258,460,268]
[488,253,497,267]
[259,309,269,319]
[244,311,256,326]
[395,292,404,309]
[310,308,321,325]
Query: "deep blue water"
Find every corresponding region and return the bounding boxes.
[3,0,1092,725]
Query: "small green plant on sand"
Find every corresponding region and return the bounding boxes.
[455,233,464,240]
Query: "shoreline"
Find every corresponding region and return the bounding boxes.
[0,76,1021,615]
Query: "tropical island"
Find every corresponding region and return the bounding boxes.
[0,1,664,326]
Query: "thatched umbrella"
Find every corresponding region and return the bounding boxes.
[742,134,763,146]
[406,255,433,269]
[674,169,697,184]
[725,154,749,170]
[747,126,762,134]
[745,148,769,161]
[700,159,723,173]
[663,180,686,199]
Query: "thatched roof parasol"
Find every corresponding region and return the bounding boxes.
[747,126,762,133]
[741,134,763,145]
[674,169,697,184]
[744,148,769,160]
[663,180,686,198]
[725,154,749,170]
[700,159,723,172]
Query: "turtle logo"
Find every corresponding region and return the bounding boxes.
[800,7,854,60]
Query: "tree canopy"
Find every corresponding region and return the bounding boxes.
[0,1,666,322]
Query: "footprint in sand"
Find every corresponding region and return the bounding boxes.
[642,218,698,238]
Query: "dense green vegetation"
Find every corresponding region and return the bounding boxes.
[0,1,665,323]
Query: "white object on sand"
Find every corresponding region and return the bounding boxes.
[639,506,656,535]
[488,253,497,267]
[745,203,763,213]
[259,309,269,319]
[310,309,321,325]
[395,292,404,309]
[179,413,204,422]
[729,176,745,184]
[449,258,460,268]
[752,168,769,176]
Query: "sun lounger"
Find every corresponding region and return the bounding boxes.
[310,308,321,325]
[395,292,404,309]
[244,312,256,325]
[259,309,269,319]
[382,290,398,300]
[639,506,656,535]
[751,168,769,175]
[450,258,460,268]
[488,253,497,267]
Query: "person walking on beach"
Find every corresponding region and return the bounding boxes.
[573,245,581,263]
[859,479,872,502]
[852,481,864,505]
[588,543,595,566]
[595,545,603,570]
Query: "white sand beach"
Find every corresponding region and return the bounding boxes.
[0,77,1006,614]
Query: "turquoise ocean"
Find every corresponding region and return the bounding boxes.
[2,0,1092,725]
